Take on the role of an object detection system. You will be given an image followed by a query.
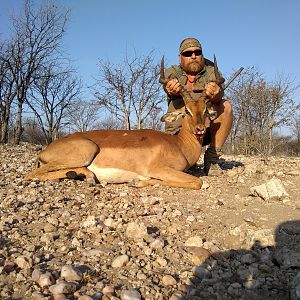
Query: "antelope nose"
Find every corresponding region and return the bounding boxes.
[195,127,206,135]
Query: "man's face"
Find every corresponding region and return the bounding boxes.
[179,47,205,75]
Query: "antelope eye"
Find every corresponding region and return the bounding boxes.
[185,107,192,116]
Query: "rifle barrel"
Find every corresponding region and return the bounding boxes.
[224,67,244,90]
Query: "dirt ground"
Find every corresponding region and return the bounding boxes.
[0,143,299,300]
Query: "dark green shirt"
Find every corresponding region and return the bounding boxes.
[163,58,224,134]
[165,58,223,110]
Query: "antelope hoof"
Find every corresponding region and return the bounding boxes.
[66,171,77,179]
[129,178,141,187]
[66,171,88,181]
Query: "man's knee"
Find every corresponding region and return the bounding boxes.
[223,100,233,117]
[211,99,231,119]
[212,100,233,124]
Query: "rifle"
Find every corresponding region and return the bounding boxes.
[224,67,244,90]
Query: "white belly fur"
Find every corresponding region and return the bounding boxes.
[87,164,149,183]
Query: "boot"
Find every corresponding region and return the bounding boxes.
[204,146,223,176]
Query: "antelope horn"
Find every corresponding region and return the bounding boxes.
[159,56,167,85]
[213,54,225,85]
[159,56,193,104]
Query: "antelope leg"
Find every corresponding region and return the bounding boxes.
[25,166,95,181]
[137,167,203,190]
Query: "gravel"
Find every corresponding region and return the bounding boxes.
[0,143,299,300]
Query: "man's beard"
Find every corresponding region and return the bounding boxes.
[182,60,204,75]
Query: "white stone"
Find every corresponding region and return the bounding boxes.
[15,255,32,269]
[82,215,97,228]
[185,236,203,247]
[111,254,129,268]
[61,265,83,281]
[120,289,141,300]
[38,272,55,288]
[49,281,77,294]
[250,177,289,201]
[161,274,177,286]
[125,222,147,240]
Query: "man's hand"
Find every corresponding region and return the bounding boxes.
[205,82,222,102]
[165,78,180,96]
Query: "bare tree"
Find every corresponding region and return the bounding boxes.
[0,0,69,144]
[22,116,46,145]
[66,99,100,132]
[266,75,300,153]
[227,67,263,154]
[27,65,81,144]
[95,117,123,130]
[94,51,165,130]
[227,67,299,155]
[143,107,164,131]
[0,41,17,143]
[290,114,300,155]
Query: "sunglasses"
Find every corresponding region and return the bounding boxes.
[181,49,202,57]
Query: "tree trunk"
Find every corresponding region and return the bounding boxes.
[243,134,248,155]
[137,115,141,130]
[0,109,10,143]
[13,100,23,144]
[0,119,9,144]
[268,118,275,155]
[125,113,130,130]
[268,126,273,155]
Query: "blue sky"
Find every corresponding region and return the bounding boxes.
[1,0,300,104]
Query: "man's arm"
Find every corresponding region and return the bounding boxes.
[205,81,224,103]
[165,78,181,97]
[205,64,225,103]
[163,66,182,98]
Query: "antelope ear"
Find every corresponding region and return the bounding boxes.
[161,112,185,123]
[205,100,218,120]
[206,109,218,121]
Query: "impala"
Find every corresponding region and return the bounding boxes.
[25,57,223,189]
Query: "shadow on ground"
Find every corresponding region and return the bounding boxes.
[187,158,244,177]
[181,220,300,300]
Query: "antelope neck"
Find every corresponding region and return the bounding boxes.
[177,126,202,166]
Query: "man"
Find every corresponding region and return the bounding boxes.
[162,37,233,175]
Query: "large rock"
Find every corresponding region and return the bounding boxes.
[250,177,289,201]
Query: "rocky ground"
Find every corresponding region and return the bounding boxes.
[0,143,300,300]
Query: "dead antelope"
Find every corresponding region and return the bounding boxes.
[25,57,223,189]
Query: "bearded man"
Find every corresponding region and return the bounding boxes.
[162,37,233,175]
